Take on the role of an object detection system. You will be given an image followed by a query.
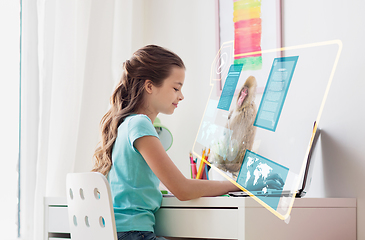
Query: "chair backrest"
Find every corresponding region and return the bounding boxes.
[66,172,117,240]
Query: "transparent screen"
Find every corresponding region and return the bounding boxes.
[192,40,342,220]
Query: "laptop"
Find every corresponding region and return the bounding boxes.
[229,123,321,198]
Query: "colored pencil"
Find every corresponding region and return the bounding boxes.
[196,149,206,179]
[190,152,197,179]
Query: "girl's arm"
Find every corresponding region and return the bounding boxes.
[134,136,239,201]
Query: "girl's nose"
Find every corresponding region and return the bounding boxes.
[179,92,184,101]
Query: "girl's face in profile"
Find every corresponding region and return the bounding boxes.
[150,67,185,115]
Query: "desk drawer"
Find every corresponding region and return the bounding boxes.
[155,208,239,239]
[245,207,356,240]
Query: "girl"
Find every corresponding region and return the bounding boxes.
[92,45,238,240]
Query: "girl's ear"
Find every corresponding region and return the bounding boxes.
[144,80,154,94]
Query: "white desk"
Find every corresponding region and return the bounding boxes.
[45,197,356,240]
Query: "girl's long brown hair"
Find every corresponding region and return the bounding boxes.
[92,45,185,176]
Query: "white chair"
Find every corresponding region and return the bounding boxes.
[66,172,117,240]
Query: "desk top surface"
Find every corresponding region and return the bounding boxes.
[45,196,356,208]
[160,196,356,208]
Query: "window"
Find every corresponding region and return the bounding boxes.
[0,1,21,239]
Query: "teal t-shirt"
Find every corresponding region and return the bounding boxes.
[108,114,162,232]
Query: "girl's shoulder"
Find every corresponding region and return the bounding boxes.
[124,114,158,140]
[126,114,153,128]
[127,114,152,123]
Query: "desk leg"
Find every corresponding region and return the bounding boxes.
[238,207,245,240]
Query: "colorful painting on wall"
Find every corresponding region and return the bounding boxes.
[233,0,263,70]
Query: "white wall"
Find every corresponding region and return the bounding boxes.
[282,1,365,238]
[141,0,365,238]
[142,0,218,175]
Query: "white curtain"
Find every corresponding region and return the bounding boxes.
[24,0,145,239]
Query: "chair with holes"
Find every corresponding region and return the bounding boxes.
[66,172,117,240]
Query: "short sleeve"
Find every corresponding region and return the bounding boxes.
[128,115,159,147]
